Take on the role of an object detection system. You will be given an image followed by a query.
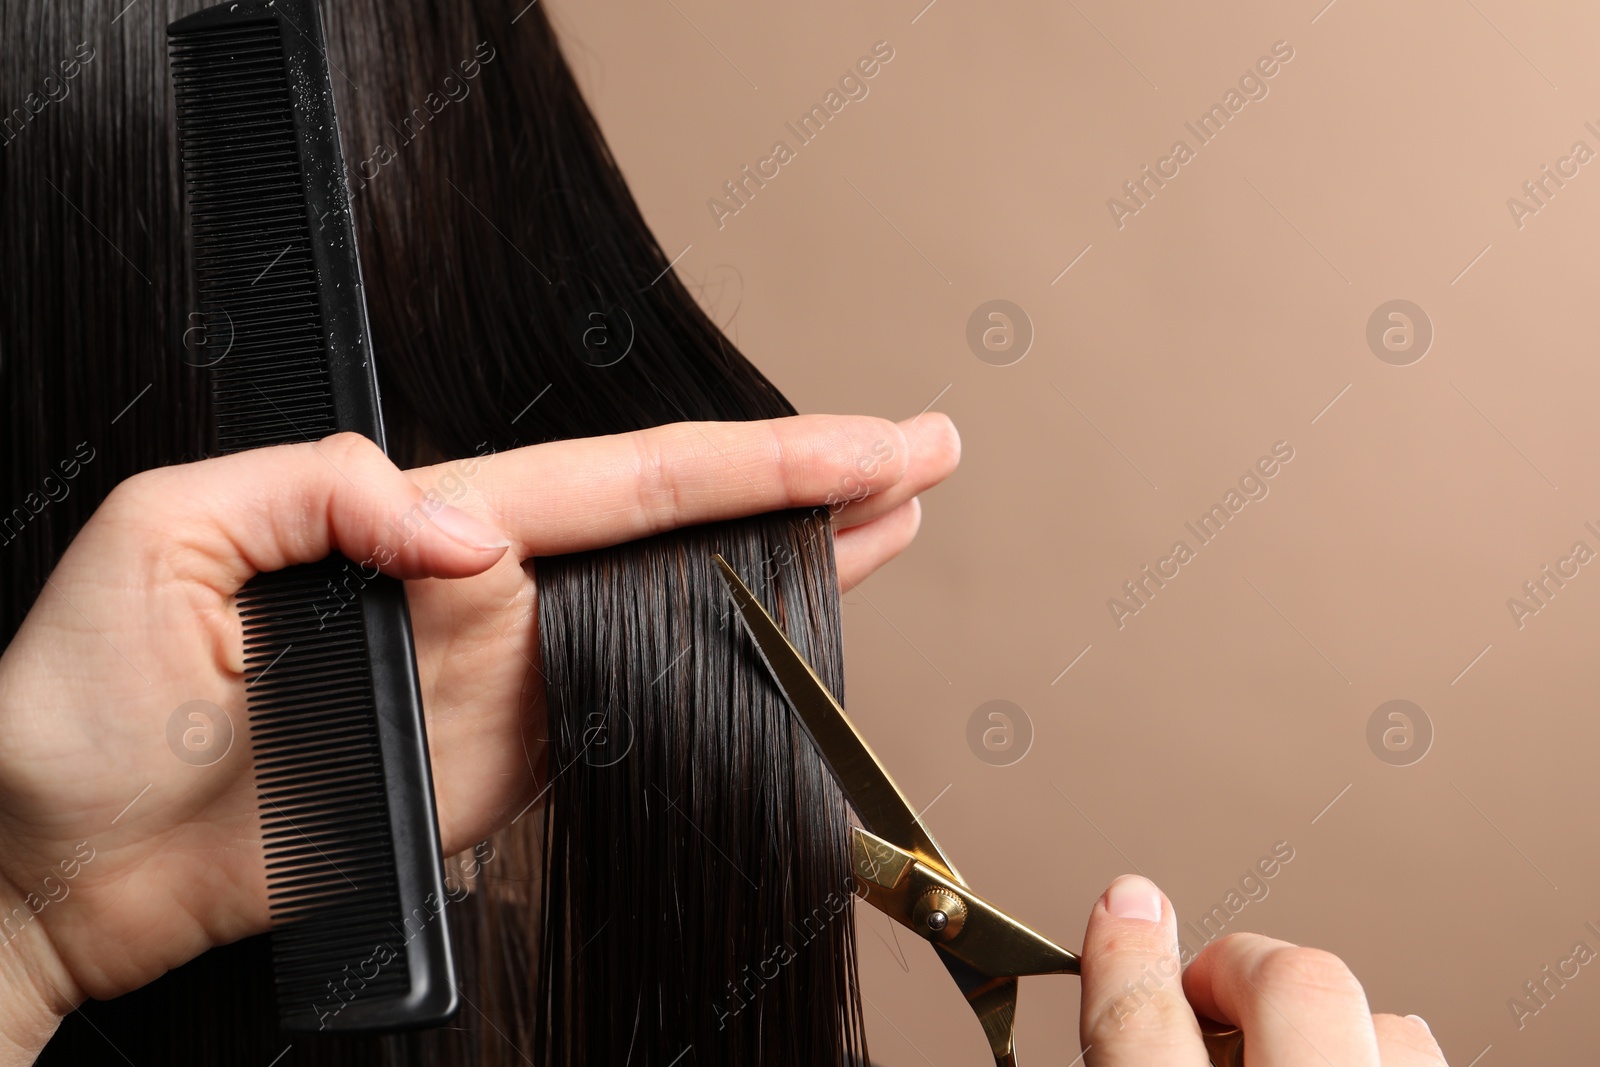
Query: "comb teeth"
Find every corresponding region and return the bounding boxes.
[171,22,335,454]
[169,5,439,1032]
[236,562,410,1010]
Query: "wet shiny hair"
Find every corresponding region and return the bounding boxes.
[2,1,867,1063]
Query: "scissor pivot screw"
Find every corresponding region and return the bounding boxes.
[913,888,967,941]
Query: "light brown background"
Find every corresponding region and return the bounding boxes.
[544,0,1600,1061]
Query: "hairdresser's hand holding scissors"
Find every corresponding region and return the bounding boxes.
[0,411,955,1063]
[715,560,1445,1067]
[1080,874,1447,1066]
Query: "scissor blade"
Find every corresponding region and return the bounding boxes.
[936,953,1022,1065]
[712,554,959,880]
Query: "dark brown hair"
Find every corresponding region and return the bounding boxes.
[2,1,867,1063]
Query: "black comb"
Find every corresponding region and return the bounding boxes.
[168,0,458,1033]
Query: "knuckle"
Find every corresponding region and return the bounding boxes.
[876,420,911,483]
[1095,927,1172,961]
[1211,931,1259,952]
[630,430,682,531]
[1253,946,1365,1005]
[1202,931,1265,967]
[98,466,174,524]
[320,430,386,472]
[767,421,803,504]
[94,467,204,586]
[99,469,151,515]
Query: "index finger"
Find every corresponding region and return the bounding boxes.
[1184,933,1382,1067]
[410,414,911,556]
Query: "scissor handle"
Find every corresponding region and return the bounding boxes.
[1199,1016,1245,1067]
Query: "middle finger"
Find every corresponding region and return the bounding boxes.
[829,413,960,530]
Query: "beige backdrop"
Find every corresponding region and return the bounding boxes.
[544,0,1600,1061]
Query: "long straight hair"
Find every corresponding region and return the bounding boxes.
[2,1,868,1063]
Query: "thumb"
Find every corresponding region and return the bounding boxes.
[87,432,510,591]
[1079,874,1210,1066]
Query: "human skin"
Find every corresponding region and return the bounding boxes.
[0,412,1442,1066]
[0,412,955,1063]
[1078,874,1447,1065]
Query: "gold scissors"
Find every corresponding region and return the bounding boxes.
[713,555,1244,1067]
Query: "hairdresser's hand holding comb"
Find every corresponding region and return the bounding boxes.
[0,411,957,1064]
[400,412,953,851]
[1079,874,1446,1066]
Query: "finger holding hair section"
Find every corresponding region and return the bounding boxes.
[405,413,923,558]
[828,412,960,532]
[836,497,921,592]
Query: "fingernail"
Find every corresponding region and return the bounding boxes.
[431,504,512,551]
[1105,875,1163,923]
[1406,1014,1432,1034]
